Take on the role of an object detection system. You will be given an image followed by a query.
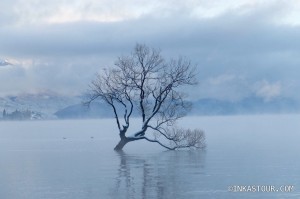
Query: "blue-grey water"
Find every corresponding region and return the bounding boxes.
[0,115,299,199]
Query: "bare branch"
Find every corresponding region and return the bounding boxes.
[143,137,174,150]
[86,43,204,150]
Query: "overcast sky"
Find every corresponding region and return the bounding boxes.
[0,0,300,101]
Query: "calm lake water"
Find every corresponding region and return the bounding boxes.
[0,115,300,199]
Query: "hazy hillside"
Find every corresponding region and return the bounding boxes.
[191,97,300,115]
[1,91,300,120]
[54,102,113,119]
[55,96,300,119]
[0,91,81,119]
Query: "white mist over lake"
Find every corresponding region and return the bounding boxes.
[0,115,300,199]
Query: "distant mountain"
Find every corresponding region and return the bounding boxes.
[2,109,43,120]
[54,102,113,119]
[1,91,299,120]
[55,96,300,119]
[54,101,142,119]
[191,97,300,115]
[0,91,82,119]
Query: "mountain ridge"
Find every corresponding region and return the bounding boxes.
[1,91,299,120]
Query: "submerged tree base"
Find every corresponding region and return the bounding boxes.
[113,128,206,151]
[114,139,129,151]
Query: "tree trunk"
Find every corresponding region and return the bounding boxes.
[114,138,129,151]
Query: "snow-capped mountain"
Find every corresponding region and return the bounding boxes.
[0,91,82,119]
[1,90,299,120]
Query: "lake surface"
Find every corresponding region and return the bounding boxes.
[0,115,300,198]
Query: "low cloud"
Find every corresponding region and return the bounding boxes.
[253,80,282,101]
[208,74,237,86]
[0,59,12,66]
[0,1,299,101]
[192,74,251,102]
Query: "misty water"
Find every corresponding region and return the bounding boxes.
[0,115,300,199]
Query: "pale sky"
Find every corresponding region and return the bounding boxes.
[0,0,300,101]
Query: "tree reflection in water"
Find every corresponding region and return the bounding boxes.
[110,150,206,199]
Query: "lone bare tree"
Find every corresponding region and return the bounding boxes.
[87,44,205,150]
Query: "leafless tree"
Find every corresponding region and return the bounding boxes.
[86,44,205,150]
